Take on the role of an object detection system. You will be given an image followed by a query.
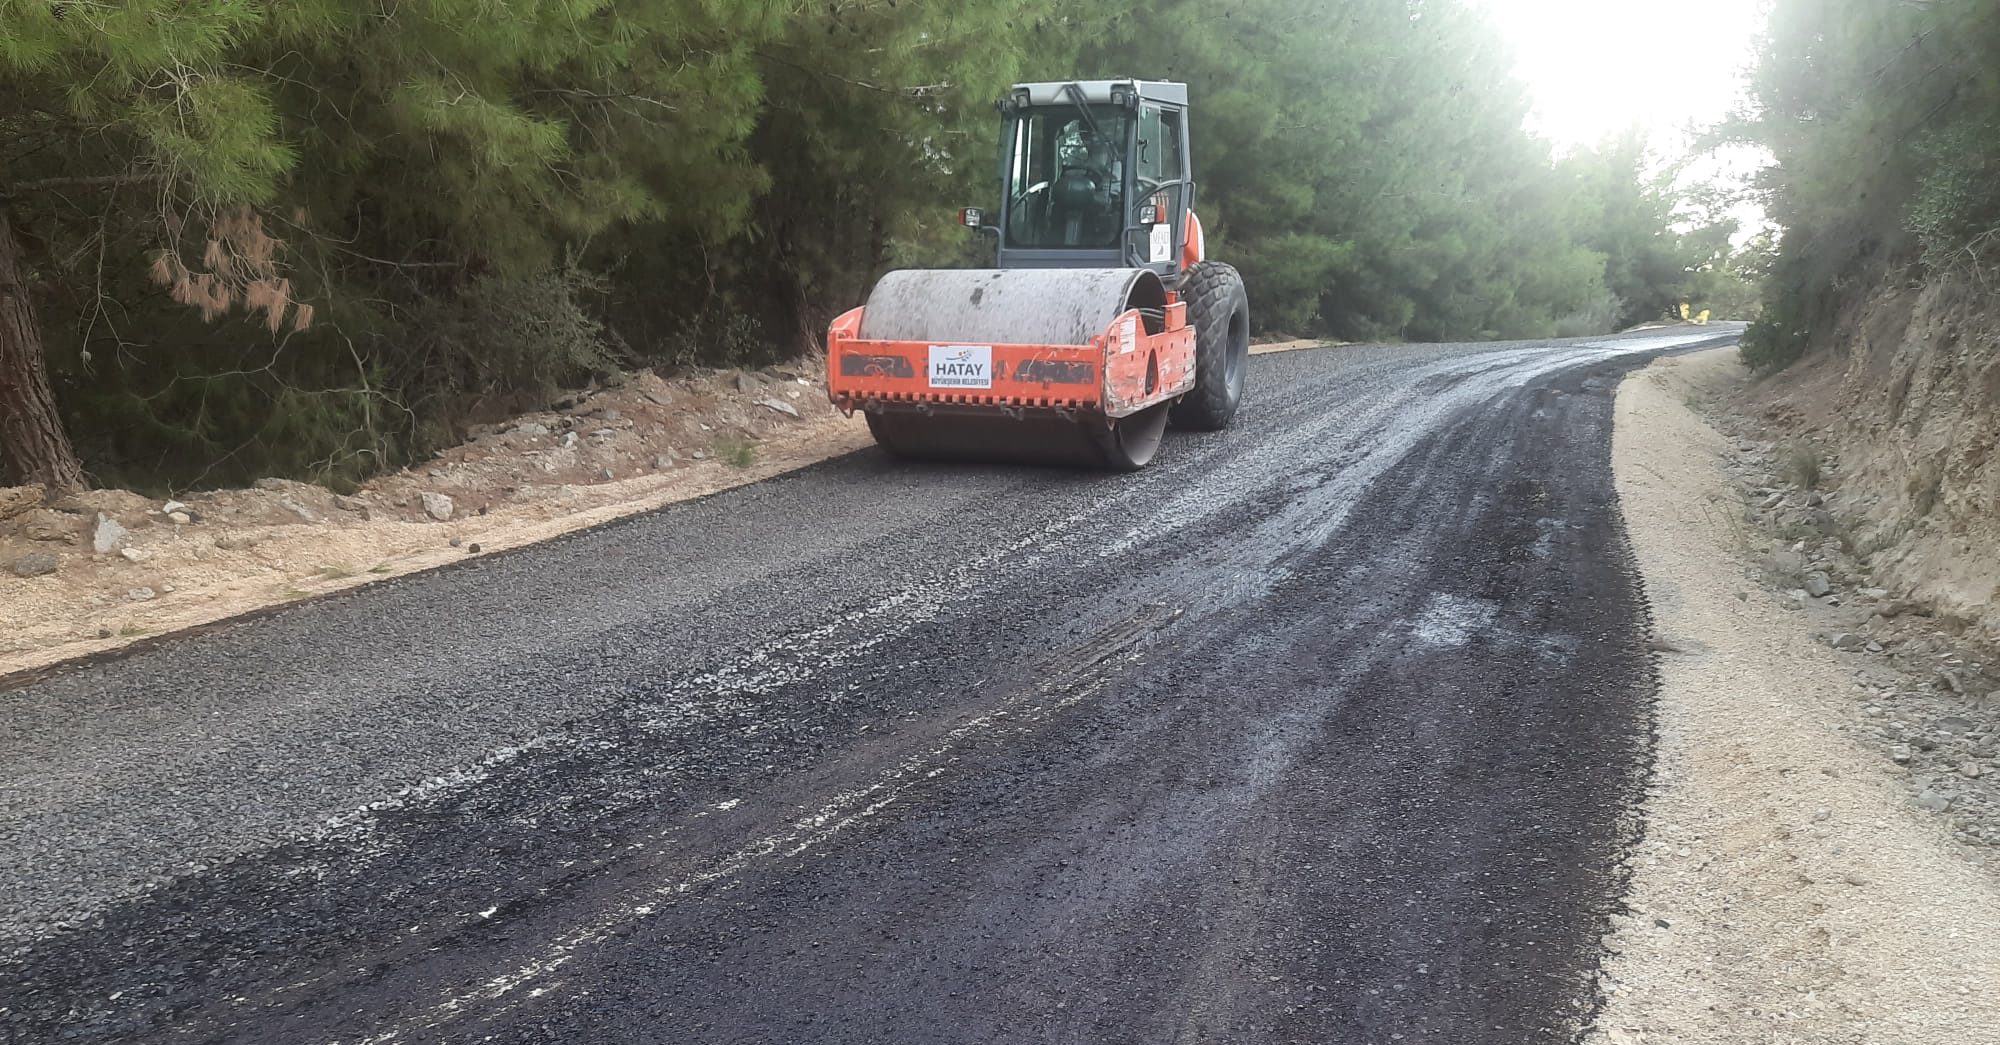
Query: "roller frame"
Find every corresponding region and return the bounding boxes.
[825,268,1197,424]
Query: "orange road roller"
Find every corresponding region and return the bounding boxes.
[826,79,1250,470]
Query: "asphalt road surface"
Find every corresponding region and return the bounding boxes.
[1,329,1737,1045]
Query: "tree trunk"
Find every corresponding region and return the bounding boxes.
[0,208,85,492]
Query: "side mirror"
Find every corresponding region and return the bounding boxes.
[958,207,999,236]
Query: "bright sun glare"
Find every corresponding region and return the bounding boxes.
[1479,0,1775,239]
[1479,0,1769,152]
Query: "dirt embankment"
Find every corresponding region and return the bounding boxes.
[0,365,868,679]
[1744,274,2000,645]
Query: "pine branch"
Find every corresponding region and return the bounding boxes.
[2,172,165,196]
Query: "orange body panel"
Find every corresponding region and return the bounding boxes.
[827,298,1196,419]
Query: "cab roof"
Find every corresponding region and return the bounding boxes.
[1007,80,1189,108]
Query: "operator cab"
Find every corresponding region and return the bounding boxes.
[993,80,1196,284]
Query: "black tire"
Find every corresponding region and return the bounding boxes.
[1169,261,1251,431]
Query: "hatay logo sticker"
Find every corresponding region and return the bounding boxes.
[927,345,993,389]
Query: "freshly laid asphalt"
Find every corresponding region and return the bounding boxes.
[0,329,1735,1044]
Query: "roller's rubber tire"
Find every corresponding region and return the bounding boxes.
[1169,261,1251,431]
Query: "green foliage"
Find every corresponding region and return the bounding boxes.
[401,264,621,422]
[2,0,1703,490]
[715,437,757,469]
[1742,0,2000,369]
[1782,443,1822,489]
[1910,115,2000,268]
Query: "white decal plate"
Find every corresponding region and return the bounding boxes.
[1149,223,1172,264]
[928,345,994,389]
[1120,316,1137,354]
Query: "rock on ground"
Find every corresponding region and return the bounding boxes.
[0,486,44,521]
[91,515,127,555]
[10,553,58,578]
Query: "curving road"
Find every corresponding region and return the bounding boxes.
[0,329,1736,1044]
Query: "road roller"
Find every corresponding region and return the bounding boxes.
[825,79,1250,470]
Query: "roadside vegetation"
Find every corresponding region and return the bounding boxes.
[1738,0,2000,372]
[2,0,1738,496]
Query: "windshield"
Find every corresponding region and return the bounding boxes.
[1003,105,1130,249]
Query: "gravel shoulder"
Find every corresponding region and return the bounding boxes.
[1593,348,2000,1044]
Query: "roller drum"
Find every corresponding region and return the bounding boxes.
[857,268,1161,347]
[857,267,1171,470]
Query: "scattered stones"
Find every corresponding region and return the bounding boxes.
[509,422,551,437]
[653,454,676,470]
[125,587,157,602]
[420,492,454,521]
[692,449,712,461]
[466,543,482,554]
[757,398,801,418]
[1827,632,1866,651]
[1935,716,1975,734]
[92,514,127,554]
[598,467,615,481]
[17,509,78,544]
[9,552,58,578]
[118,548,148,563]
[213,534,258,552]
[167,511,192,525]
[333,495,370,515]
[161,500,187,515]
[1802,571,1833,598]
[1915,789,1953,812]
[560,432,579,449]
[448,537,462,548]
[1963,762,1985,779]
[1759,492,1785,510]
